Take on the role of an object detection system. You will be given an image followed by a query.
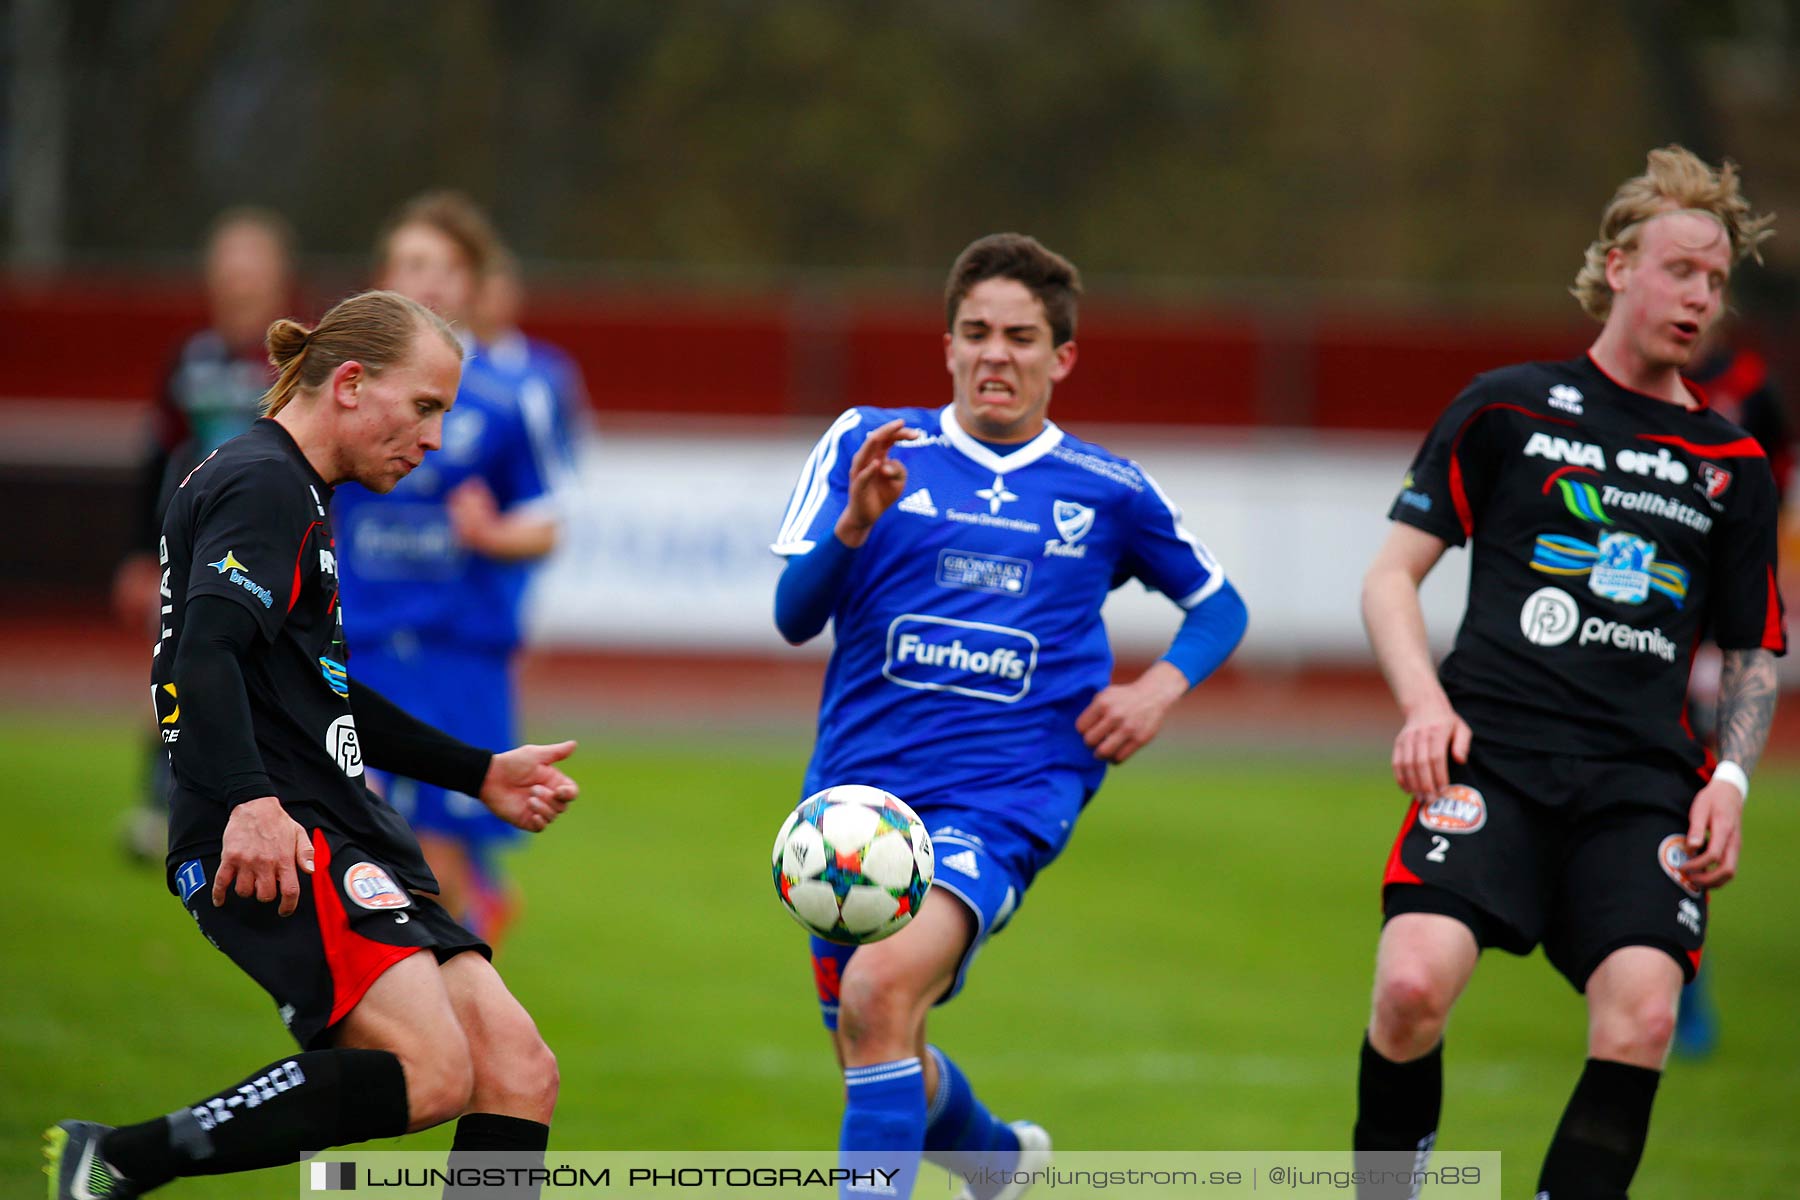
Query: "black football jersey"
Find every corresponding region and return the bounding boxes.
[153,419,433,889]
[1391,354,1787,767]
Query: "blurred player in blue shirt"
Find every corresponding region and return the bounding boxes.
[335,193,564,943]
[476,247,592,469]
[772,234,1248,1200]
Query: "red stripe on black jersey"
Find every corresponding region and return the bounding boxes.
[1635,433,1767,459]
[1448,404,1577,538]
[311,830,421,1026]
[288,521,322,616]
[1766,566,1788,653]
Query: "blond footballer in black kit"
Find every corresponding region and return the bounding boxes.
[1355,148,1784,1199]
[48,292,579,1200]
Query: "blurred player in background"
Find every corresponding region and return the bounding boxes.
[334,192,564,946]
[1356,147,1784,1199]
[112,207,298,861]
[475,246,593,465]
[772,234,1249,1200]
[1673,319,1796,1056]
[48,291,576,1199]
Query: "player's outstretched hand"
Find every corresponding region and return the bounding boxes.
[481,741,579,833]
[1681,778,1744,889]
[214,796,315,917]
[835,419,920,547]
[1392,699,1472,801]
[1077,662,1189,765]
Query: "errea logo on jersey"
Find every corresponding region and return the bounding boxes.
[1547,384,1584,414]
[883,614,1038,703]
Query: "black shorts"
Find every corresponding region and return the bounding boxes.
[177,827,489,1048]
[1380,742,1708,991]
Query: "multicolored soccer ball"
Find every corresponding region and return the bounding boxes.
[772,785,934,945]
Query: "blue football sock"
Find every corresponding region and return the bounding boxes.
[923,1046,1020,1196]
[841,1057,926,1200]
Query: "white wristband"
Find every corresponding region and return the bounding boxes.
[1713,760,1750,802]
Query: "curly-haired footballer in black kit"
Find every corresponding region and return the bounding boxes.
[1354,147,1785,1200]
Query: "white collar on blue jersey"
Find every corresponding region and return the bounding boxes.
[939,404,1065,475]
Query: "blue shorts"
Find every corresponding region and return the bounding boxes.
[807,792,1080,1031]
[350,634,520,866]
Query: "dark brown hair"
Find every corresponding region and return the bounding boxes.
[944,233,1083,345]
[374,190,503,278]
[261,289,460,416]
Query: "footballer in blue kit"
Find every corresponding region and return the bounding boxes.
[334,193,565,943]
[773,235,1249,1200]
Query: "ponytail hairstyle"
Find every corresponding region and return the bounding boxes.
[261,289,460,416]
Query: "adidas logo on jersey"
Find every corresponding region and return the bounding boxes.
[898,489,939,518]
[941,850,980,878]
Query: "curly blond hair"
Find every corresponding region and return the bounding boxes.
[1571,145,1775,321]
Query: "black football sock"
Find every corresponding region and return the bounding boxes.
[100,1048,408,1187]
[1353,1034,1442,1200]
[444,1113,552,1200]
[1536,1058,1660,1200]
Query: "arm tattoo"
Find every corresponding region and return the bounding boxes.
[1716,648,1779,777]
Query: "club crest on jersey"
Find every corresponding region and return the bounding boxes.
[1657,834,1703,899]
[1419,785,1487,834]
[343,861,411,910]
[1044,499,1095,558]
[1697,462,1732,502]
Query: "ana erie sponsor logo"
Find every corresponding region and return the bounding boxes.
[1419,785,1487,834]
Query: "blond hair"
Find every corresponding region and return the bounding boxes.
[1572,145,1775,321]
[261,289,459,416]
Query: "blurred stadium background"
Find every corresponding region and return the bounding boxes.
[3,4,1798,1197]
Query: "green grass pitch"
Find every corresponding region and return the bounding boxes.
[3,718,1796,1197]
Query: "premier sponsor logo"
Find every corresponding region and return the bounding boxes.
[937,549,1031,596]
[883,614,1038,703]
[1598,485,1713,533]
[1519,586,1580,647]
[1577,616,1677,662]
[326,714,364,777]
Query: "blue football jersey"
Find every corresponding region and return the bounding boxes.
[773,404,1226,839]
[334,343,561,653]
